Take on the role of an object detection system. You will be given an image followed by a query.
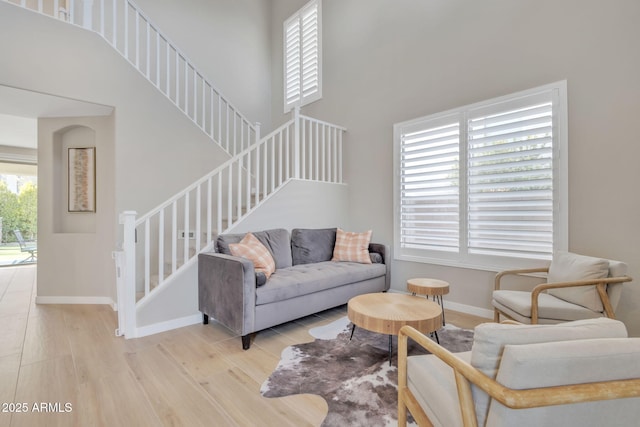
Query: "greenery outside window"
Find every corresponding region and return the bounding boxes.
[393,81,568,271]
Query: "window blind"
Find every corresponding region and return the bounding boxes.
[467,102,553,259]
[394,81,567,270]
[284,17,301,106]
[301,5,319,99]
[399,119,460,252]
[284,0,321,111]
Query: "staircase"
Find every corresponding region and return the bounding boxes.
[6,0,349,338]
[6,0,257,156]
[117,109,345,337]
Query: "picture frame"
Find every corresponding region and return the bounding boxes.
[68,147,96,212]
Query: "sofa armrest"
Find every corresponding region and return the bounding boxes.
[369,242,391,291]
[198,252,256,335]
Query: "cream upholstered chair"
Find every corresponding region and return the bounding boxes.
[492,251,632,324]
[398,318,640,427]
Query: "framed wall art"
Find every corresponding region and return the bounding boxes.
[68,147,96,212]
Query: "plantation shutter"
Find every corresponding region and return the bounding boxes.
[399,117,461,252]
[466,95,554,259]
[284,0,321,111]
[301,4,320,100]
[284,15,301,106]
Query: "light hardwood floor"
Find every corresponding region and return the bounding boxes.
[0,265,490,427]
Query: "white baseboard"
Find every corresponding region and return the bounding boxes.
[443,300,494,320]
[133,313,203,338]
[36,296,116,308]
[388,289,494,320]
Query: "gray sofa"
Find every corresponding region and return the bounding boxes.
[198,228,390,349]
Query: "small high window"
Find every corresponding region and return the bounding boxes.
[284,0,322,112]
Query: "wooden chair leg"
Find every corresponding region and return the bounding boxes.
[398,394,408,427]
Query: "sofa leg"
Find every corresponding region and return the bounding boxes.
[242,334,251,350]
[203,313,209,325]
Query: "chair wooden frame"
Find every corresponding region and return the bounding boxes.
[493,267,632,323]
[398,325,640,427]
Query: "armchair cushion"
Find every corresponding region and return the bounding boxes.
[547,251,609,312]
[470,318,628,427]
[487,338,640,427]
[407,351,471,427]
[492,290,604,323]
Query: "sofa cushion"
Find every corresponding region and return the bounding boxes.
[229,233,276,279]
[547,251,609,312]
[291,228,337,265]
[331,228,372,264]
[255,261,386,305]
[218,228,292,269]
[470,318,628,427]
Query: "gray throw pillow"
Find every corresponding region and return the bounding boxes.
[253,229,293,269]
[369,252,383,264]
[255,271,267,287]
[291,228,337,265]
[216,234,242,255]
[216,229,293,269]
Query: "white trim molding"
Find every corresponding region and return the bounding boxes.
[36,295,116,309]
[388,288,494,320]
[133,313,203,338]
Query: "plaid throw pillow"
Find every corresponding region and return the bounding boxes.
[331,228,372,264]
[229,232,276,278]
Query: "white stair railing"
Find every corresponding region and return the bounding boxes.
[4,0,256,156]
[117,109,346,338]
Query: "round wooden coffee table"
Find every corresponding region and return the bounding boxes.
[347,293,443,364]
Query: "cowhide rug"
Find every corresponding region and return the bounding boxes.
[260,316,474,427]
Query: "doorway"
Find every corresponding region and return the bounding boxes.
[0,171,37,266]
[0,114,37,267]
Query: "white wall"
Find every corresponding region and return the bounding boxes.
[0,1,272,302]
[37,115,116,303]
[0,3,229,213]
[229,179,351,233]
[271,0,640,334]
[134,0,273,131]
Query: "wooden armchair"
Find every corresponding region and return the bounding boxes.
[492,251,632,324]
[398,319,640,427]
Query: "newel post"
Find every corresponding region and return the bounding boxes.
[119,210,137,338]
[293,106,301,179]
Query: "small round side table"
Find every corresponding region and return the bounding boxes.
[407,278,450,326]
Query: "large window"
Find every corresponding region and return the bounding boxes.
[393,82,568,271]
[284,0,322,112]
